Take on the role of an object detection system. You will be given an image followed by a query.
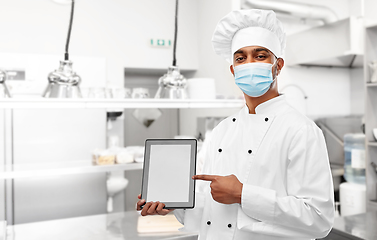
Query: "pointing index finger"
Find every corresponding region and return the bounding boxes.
[192,174,219,181]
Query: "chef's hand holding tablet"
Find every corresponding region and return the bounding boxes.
[136,139,197,216]
[136,194,174,216]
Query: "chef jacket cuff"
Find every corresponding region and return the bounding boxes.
[241,184,276,222]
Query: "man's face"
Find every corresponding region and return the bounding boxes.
[232,46,276,67]
[230,45,284,79]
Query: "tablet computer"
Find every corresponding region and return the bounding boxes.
[141,139,197,209]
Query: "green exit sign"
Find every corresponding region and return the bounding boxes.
[150,39,172,47]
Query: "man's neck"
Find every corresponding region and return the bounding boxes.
[244,90,279,114]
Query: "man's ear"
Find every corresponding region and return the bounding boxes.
[230,65,234,76]
[277,58,284,75]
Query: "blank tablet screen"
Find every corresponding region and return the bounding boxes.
[141,139,197,209]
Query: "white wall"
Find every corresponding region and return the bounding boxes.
[178,0,241,137]
[364,0,377,23]
[0,53,107,95]
[193,0,240,98]
[278,66,352,119]
[0,0,199,87]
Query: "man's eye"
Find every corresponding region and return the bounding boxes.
[256,55,267,59]
[235,57,245,62]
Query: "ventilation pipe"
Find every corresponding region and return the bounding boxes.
[244,0,338,24]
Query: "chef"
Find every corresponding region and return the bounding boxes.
[137,9,334,240]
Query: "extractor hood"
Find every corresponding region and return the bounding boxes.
[285,16,364,68]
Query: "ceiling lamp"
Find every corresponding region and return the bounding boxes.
[155,0,187,99]
[43,0,82,98]
[0,69,11,98]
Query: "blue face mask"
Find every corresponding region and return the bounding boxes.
[234,62,275,97]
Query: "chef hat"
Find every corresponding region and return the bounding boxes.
[212,9,286,63]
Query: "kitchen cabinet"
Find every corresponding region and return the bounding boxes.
[286,17,364,68]
[0,108,109,224]
[363,21,377,211]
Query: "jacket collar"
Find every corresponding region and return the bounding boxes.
[243,94,287,115]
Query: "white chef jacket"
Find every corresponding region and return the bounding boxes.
[174,95,334,240]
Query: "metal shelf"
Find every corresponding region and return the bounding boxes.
[365,24,377,211]
[0,161,143,179]
[365,19,377,29]
[0,98,245,109]
[366,83,377,87]
[368,142,377,147]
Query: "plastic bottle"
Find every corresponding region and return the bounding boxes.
[343,133,366,184]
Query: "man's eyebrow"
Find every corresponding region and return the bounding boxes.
[253,48,270,53]
[233,48,270,56]
[234,50,244,55]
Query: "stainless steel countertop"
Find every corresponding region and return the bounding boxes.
[6,211,198,240]
[333,211,377,240]
[9,210,377,240]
